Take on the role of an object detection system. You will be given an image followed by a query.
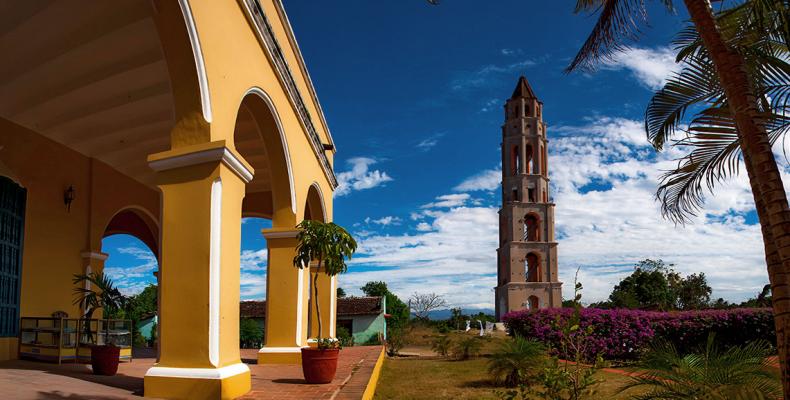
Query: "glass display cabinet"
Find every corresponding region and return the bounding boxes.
[18,317,132,364]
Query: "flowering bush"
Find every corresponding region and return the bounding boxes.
[503,308,774,361]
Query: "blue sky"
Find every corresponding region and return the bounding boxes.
[103,1,780,309]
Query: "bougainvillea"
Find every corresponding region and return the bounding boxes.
[503,308,774,361]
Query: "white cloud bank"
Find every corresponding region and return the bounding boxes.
[603,46,681,90]
[335,157,393,197]
[340,116,781,309]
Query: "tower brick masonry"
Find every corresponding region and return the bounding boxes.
[495,76,562,321]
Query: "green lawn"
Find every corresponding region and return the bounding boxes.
[373,356,644,400]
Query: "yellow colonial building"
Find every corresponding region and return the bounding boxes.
[0,1,339,398]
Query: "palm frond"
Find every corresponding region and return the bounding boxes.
[566,0,675,72]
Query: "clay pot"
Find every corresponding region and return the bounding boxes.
[90,345,120,376]
[300,347,339,384]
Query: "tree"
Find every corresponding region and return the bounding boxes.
[408,292,447,320]
[567,1,790,393]
[239,318,262,349]
[488,336,546,387]
[293,220,357,343]
[607,259,712,310]
[361,281,410,330]
[336,287,346,298]
[448,307,464,331]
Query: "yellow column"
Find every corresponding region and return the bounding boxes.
[79,252,108,314]
[258,228,310,364]
[143,141,252,400]
[308,270,336,340]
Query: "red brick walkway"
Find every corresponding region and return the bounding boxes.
[0,346,383,399]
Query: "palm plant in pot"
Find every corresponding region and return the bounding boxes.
[293,220,357,384]
[72,272,127,376]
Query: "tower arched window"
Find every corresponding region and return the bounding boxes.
[524,104,529,117]
[525,145,533,174]
[524,214,539,241]
[511,145,520,175]
[526,253,540,282]
[528,295,539,309]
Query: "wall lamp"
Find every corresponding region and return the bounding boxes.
[64,185,75,212]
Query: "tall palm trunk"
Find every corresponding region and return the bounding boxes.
[683,0,790,396]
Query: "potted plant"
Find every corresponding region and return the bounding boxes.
[72,272,127,376]
[293,220,357,384]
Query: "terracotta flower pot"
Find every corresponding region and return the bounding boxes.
[90,345,120,376]
[300,347,339,384]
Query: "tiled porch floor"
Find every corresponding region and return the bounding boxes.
[0,346,383,400]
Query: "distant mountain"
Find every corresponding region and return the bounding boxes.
[417,308,496,320]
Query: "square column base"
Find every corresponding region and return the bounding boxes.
[257,347,305,364]
[144,363,251,399]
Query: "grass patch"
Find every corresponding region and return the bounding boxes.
[373,356,646,400]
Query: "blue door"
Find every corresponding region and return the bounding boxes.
[0,177,25,337]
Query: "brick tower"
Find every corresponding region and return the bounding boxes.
[495,76,562,321]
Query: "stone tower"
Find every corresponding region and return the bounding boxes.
[495,76,562,321]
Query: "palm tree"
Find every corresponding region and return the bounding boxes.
[619,334,781,399]
[72,272,126,344]
[488,336,546,387]
[567,1,790,395]
[293,220,357,342]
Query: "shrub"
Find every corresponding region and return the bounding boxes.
[337,326,354,347]
[239,318,262,349]
[620,333,780,399]
[386,328,407,356]
[431,335,452,357]
[488,336,546,386]
[503,307,774,361]
[452,335,484,360]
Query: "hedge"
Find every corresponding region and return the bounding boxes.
[502,307,775,361]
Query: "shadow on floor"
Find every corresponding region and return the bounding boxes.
[35,390,130,400]
[271,378,309,385]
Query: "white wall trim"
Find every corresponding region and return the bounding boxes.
[309,182,327,222]
[145,363,249,379]
[209,178,222,367]
[243,87,297,215]
[148,147,253,183]
[261,229,299,239]
[177,0,212,123]
[295,268,304,346]
[80,252,109,261]
[258,346,306,353]
[330,276,336,337]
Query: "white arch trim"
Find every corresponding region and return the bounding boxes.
[177,0,212,123]
[243,87,297,215]
[309,182,327,222]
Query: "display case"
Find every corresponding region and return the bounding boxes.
[18,317,78,364]
[76,319,133,362]
[18,317,132,364]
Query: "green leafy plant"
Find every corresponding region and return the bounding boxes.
[488,336,546,387]
[239,318,262,348]
[293,220,357,350]
[386,327,407,356]
[452,335,484,360]
[620,333,780,399]
[72,272,127,345]
[431,335,452,357]
[337,326,354,347]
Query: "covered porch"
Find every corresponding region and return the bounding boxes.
[0,346,384,400]
[0,0,341,398]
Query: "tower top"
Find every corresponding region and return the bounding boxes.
[510,76,538,100]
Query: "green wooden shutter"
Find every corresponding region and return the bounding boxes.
[0,177,25,337]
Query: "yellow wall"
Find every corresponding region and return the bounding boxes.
[0,117,160,341]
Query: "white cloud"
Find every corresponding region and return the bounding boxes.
[415,222,433,232]
[452,60,536,91]
[454,168,501,192]
[335,157,393,197]
[104,246,158,296]
[416,134,443,151]
[480,99,500,113]
[421,193,470,209]
[603,46,680,90]
[368,216,402,226]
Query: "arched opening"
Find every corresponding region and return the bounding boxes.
[542,146,548,176]
[511,145,520,175]
[524,214,540,242]
[528,296,539,310]
[523,104,529,117]
[526,253,540,282]
[100,207,160,350]
[525,145,533,174]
